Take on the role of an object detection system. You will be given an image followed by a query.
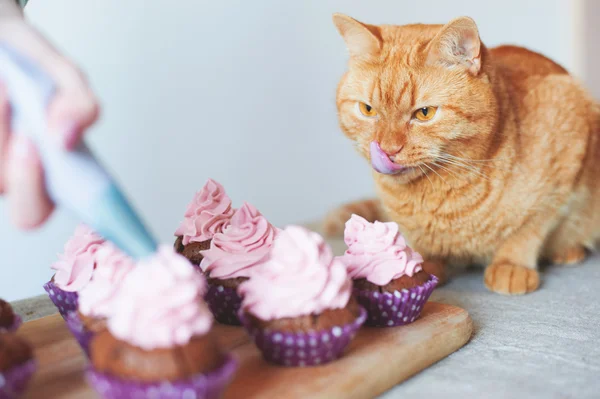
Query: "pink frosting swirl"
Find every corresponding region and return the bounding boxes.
[338,215,423,285]
[107,246,212,350]
[174,179,235,245]
[239,226,352,320]
[51,224,105,292]
[78,243,136,318]
[200,202,278,279]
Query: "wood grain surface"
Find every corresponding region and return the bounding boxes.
[16,302,472,399]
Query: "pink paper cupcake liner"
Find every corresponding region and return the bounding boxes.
[86,355,237,399]
[204,284,242,326]
[0,314,22,334]
[239,307,367,367]
[353,276,438,327]
[43,281,78,319]
[64,312,94,358]
[0,360,36,399]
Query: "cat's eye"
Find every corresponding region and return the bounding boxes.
[413,106,438,121]
[358,102,378,117]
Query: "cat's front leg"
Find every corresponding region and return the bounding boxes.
[483,219,550,295]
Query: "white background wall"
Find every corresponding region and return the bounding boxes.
[0,0,580,300]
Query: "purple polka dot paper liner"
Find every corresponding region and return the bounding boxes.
[86,355,237,399]
[43,280,78,320]
[239,307,367,367]
[64,312,94,358]
[204,284,242,326]
[0,314,22,333]
[0,360,36,399]
[354,276,438,327]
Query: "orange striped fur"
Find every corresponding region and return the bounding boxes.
[325,14,600,295]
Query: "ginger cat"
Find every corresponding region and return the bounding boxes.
[325,14,600,295]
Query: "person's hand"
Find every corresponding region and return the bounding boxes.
[0,4,99,229]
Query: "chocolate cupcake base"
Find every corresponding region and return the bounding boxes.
[354,276,438,327]
[0,299,21,334]
[174,237,211,266]
[239,307,367,367]
[65,312,94,357]
[86,355,237,399]
[0,360,36,399]
[43,281,78,319]
[204,285,242,326]
[0,314,22,334]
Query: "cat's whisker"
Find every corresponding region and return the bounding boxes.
[436,158,491,181]
[440,152,514,172]
[439,159,484,175]
[446,156,514,176]
[418,165,434,188]
[432,162,464,182]
[438,154,489,171]
[436,155,481,172]
[443,152,512,163]
[446,156,497,163]
[423,163,450,187]
[451,163,491,181]
[435,162,477,183]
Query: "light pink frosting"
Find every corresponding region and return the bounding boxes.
[78,243,136,318]
[200,202,278,279]
[239,226,352,320]
[51,224,105,292]
[107,246,212,350]
[174,179,234,245]
[338,215,423,285]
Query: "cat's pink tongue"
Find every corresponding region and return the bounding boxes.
[370,141,408,174]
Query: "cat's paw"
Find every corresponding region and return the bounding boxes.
[422,260,449,286]
[484,262,540,295]
[551,246,587,266]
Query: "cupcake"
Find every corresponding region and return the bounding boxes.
[44,225,105,318]
[65,243,136,356]
[238,226,366,367]
[174,179,234,265]
[200,202,278,325]
[87,246,237,399]
[0,334,36,398]
[338,215,438,327]
[0,299,22,333]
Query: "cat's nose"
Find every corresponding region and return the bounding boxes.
[381,144,404,158]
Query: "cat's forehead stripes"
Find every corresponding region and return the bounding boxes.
[372,65,417,112]
[379,24,441,65]
[371,39,438,111]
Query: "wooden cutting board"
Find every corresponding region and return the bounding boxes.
[16,302,472,399]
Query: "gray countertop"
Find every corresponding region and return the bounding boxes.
[328,230,600,399]
[12,294,56,322]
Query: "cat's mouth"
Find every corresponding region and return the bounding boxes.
[369,141,414,175]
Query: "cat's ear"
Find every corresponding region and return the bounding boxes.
[426,17,482,75]
[332,13,381,60]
